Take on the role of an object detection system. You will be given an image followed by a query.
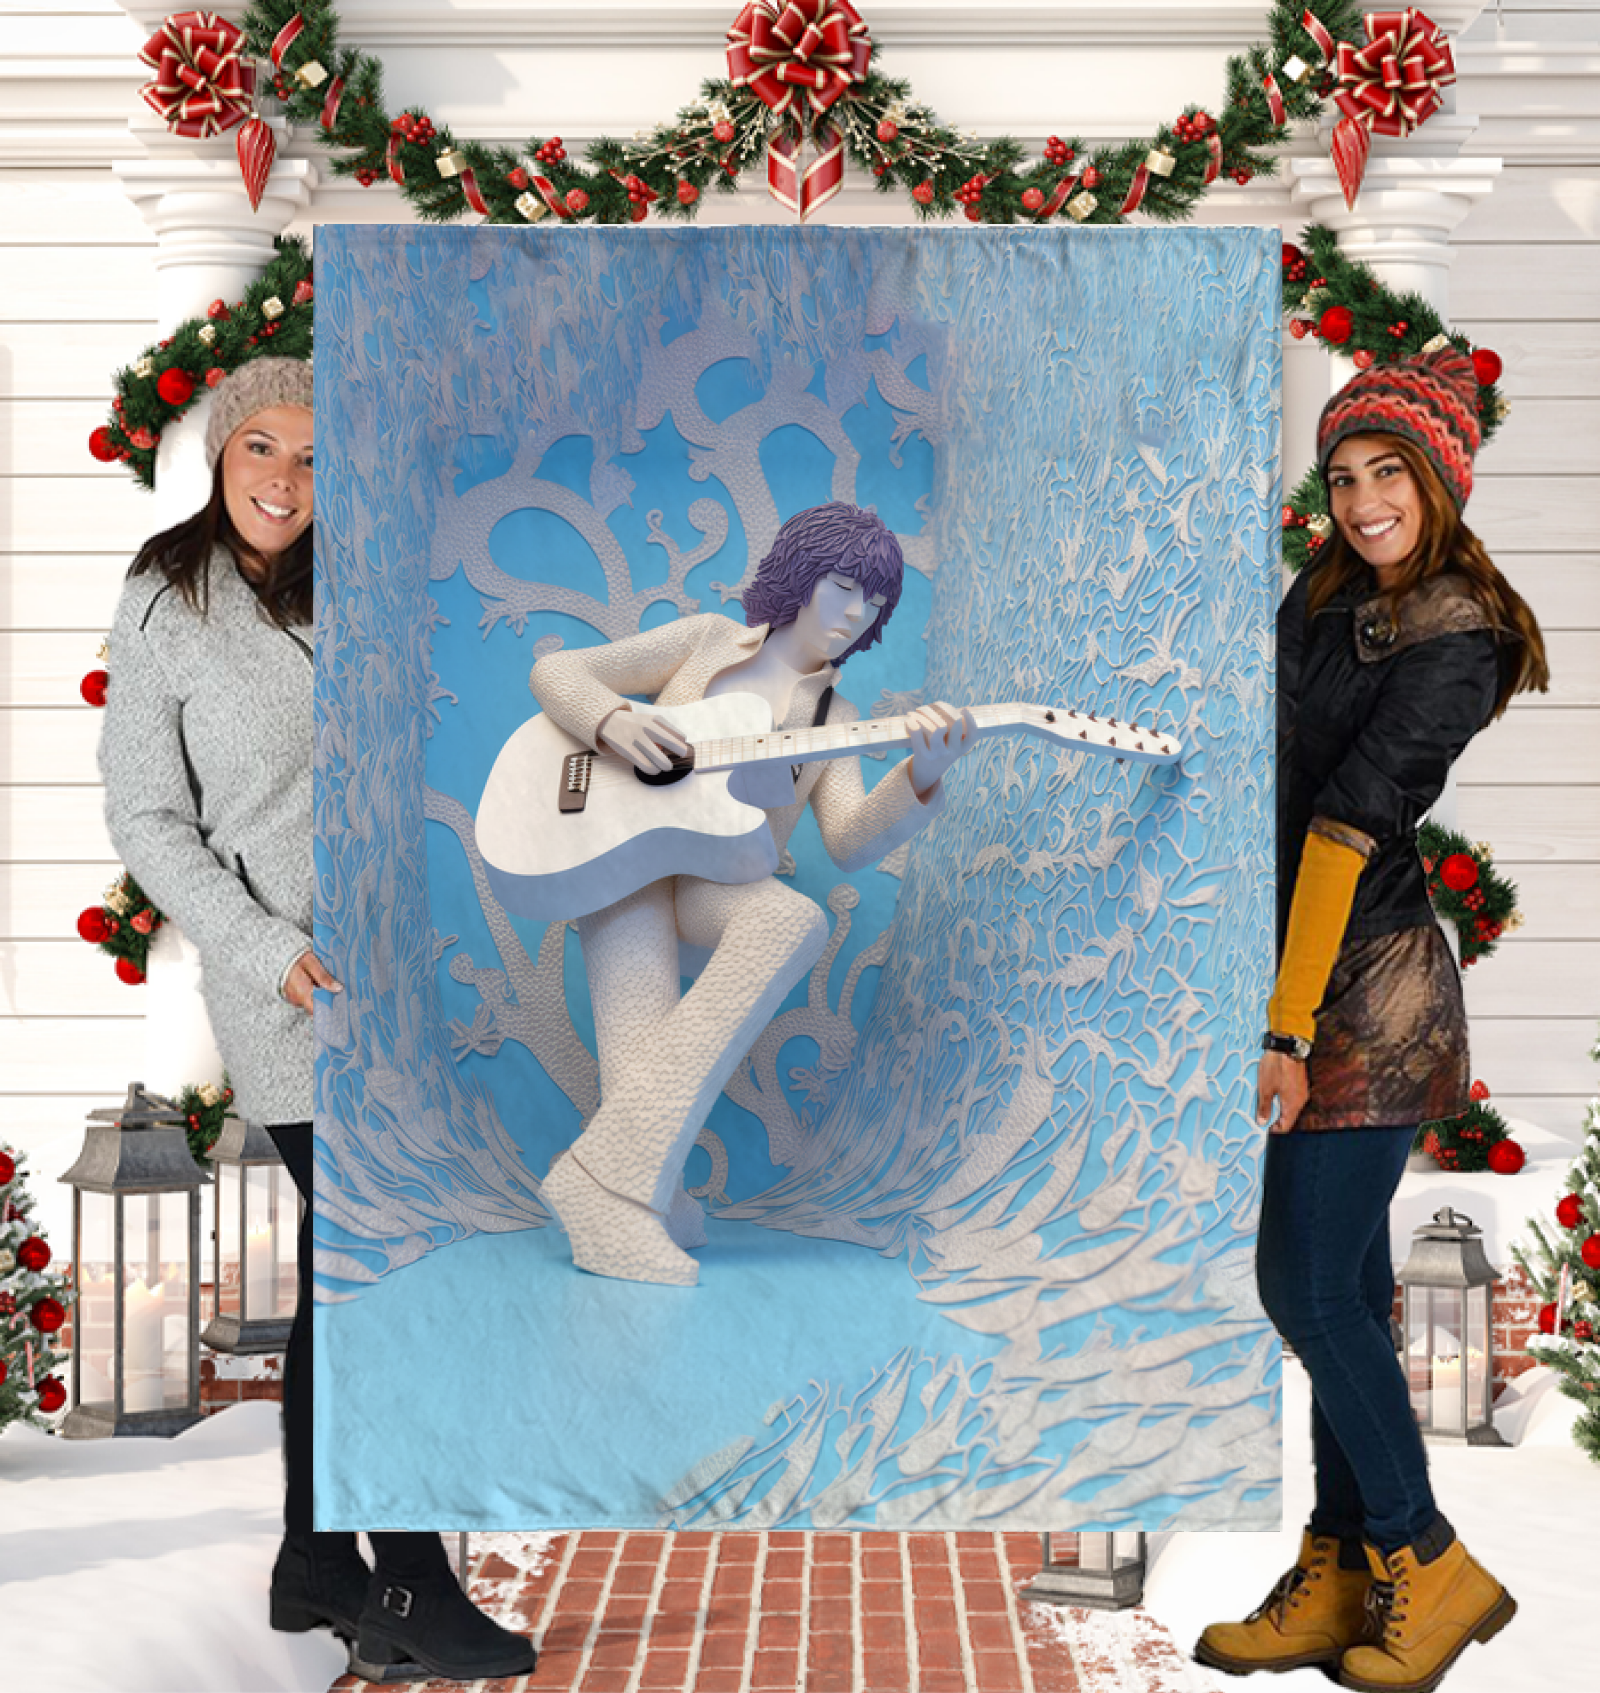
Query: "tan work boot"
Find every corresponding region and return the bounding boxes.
[1338,1539,1516,1692]
[1195,1529,1373,1676]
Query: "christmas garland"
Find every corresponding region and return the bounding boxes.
[76,871,165,985]
[239,0,1363,228]
[0,1148,73,1427]
[1416,1079,1522,1174]
[177,1081,235,1164]
[1417,822,1522,969]
[90,236,313,491]
[1513,1040,1600,1464]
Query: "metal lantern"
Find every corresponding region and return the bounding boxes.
[1396,1206,1507,1447]
[59,1083,209,1437]
[201,1116,298,1353]
[1027,1531,1147,1610]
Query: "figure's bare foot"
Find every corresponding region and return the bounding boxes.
[542,1151,699,1287]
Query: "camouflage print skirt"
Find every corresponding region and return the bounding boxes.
[1296,923,1470,1132]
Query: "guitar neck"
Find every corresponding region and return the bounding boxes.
[690,704,1036,774]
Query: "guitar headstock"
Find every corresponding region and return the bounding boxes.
[1014,703,1183,765]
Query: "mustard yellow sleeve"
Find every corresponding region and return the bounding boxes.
[1266,823,1372,1045]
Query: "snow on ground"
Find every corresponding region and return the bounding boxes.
[2,1361,1594,1692]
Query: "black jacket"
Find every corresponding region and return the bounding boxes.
[1277,563,1506,953]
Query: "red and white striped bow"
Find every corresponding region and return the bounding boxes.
[137,10,254,139]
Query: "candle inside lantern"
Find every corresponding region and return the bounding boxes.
[123,1277,165,1412]
[1431,1352,1464,1433]
[245,1224,273,1318]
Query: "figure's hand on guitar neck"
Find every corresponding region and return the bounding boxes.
[597,705,691,775]
[907,702,978,801]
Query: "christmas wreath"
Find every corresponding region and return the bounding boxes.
[77,871,165,985]
[1417,822,1522,969]
[0,1147,75,1429]
[177,1080,236,1165]
[1415,1078,1524,1175]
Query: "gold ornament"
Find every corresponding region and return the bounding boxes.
[294,59,328,92]
[1144,147,1176,178]
[435,149,468,179]
[1282,54,1312,84]
[96,636,109,663]
[1420,332,1452,355]
[261,296,285,321]
[133,357,153,379]
[1307,513,1333,539]
[1066,191,1098,221]
[515,191,547,222]
[198,323,217,346]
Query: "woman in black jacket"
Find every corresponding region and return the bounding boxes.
[1196,349,1548,1693]
[100,358,535,1684]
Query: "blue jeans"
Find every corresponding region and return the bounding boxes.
[1255,1124,1453,1556]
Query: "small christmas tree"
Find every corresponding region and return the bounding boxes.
[0,1145,74,1432]
[1511,1026,1600,1465]
[1415,1079,1524,1174]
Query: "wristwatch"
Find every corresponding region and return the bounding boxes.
[1262,1030,1313,1063]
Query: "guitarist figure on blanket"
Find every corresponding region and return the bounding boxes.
[531,502,977,1287]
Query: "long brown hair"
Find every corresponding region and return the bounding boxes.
[128,456,312,630]
[1306,433,1548,719]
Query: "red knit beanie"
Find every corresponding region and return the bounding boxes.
[1316,347,1481,512]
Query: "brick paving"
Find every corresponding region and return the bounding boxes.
[329,1531,1218,1693]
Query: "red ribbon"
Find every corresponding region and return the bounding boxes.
[1202,132,1222,185]
[386,130,406,185]
[269,13,305,71]
[137,10,253,139]
[320,74,345,132]
[459,167,491,217]
[1307,8,1456,208]
[532,173,573,218]
[1262,72,1287,126]
[1039,173,1079,219]
[727,1,870,218]
[1119,165,1150,216]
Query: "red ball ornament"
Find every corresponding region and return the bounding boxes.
[713,120,736,144]
[1282,241,1304,272]
[1537,1302,1559,1334]
[508,167,529,190]
[876,119,899,144]
[1352,348,1375,371]
[293,278,314,307]
[76,907,110,944]
[566,188,590,213]
[1583,1235,1600,1270]
[36,1376,66,1414]
[207,299,230,321]
[88,426,119,464]
[1438,852,1479,892]
[17,1235,50,1272]
[1472,348,1503,387]
[676,180,699,206]
[80,669,109,707]
[912,181,935,205]
[1318,306,1354,345]
[1469,1079,1490,1102]
[1289,319,1311,341]
[1080,166,1102,190]
[963,204,982,221]
[206,367,227,389]
[115,957,145,986]
[1193,111,1213,136]
[1021,187,1045,212]
[355,167,378,187]
[131,909,155,936]
[1487,1140,1524,1175]
[156,367,195,407]
[0,1150,14,1185]
[1575,1320,1595,1342]
[127,427,156,450]
[29,1295,65,1335]
[1557,1193,1586,1230]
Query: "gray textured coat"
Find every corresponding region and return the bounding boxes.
[98,548,314,1125]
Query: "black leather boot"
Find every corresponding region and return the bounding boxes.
[350,1566,536,1683]
[269,1533,378,1641]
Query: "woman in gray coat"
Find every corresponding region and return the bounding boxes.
[99,358,534,1684]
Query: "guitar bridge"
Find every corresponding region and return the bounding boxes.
[558,750,594,814]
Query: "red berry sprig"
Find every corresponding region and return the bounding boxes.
[534,136,567,165]
[1173,110,1214,144]
[1044,136,1074,167]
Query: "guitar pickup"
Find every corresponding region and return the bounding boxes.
[559,750,594,813]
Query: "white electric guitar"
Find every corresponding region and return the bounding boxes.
[475,693,1182,922]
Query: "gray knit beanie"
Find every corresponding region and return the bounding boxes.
[204,356,313,470]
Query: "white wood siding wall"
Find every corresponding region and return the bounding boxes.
[1,1,1595,1186]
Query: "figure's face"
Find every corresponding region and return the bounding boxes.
[1327,434,1422,582]
[221,405,314,562]
[788,569,888,666]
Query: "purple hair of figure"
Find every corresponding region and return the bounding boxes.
[743,503,905,664]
